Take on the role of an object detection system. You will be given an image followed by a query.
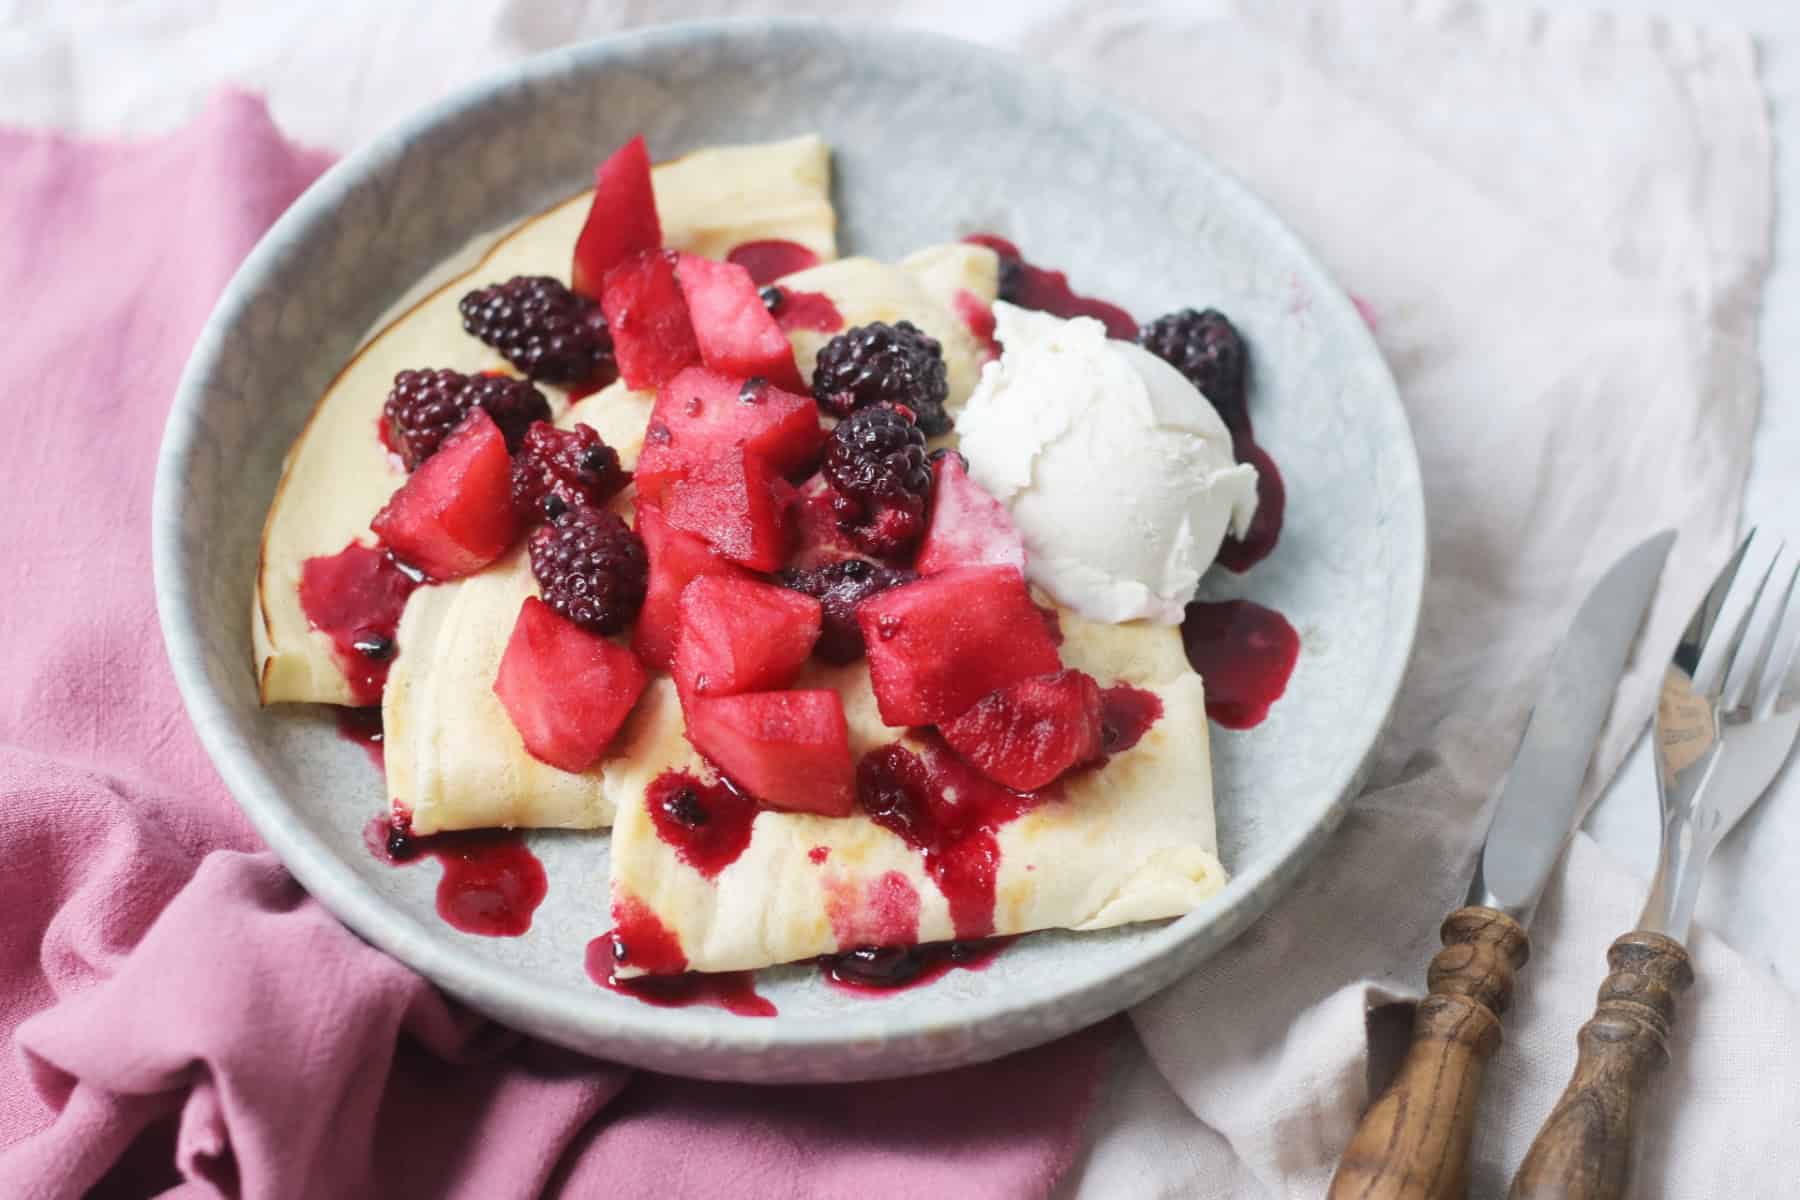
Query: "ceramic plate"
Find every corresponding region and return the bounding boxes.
[153,18,1423,1082]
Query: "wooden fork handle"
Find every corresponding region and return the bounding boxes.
[1509,931,1693,1200]
[1328,906,1530,1200]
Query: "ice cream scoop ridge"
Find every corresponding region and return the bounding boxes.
[956,303,1258,625]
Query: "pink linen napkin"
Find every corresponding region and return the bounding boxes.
[0,90,1108,1200]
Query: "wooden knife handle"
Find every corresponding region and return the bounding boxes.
[1329,906,1530,1200]
[1508,931,1693,1200]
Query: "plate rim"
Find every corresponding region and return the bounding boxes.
[152,15,1425,1081]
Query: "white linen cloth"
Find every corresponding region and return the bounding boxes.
[5,1,1789,1195]
[1044,5,1793,1197]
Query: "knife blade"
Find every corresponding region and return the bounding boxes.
[1468,532,1678,924]
[1328,530,1673,1200]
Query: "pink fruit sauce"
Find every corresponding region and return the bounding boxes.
[587,896,776,1017]
[953,289,999,359]
[853,690,1166,942]
[963,233,1138,340]
[593,891,1008,1006]
[297,541,420,705]
[767,288,844,334]
[335,706,385,768]
[727,239,820,285]
[821,937,1011,994]
[602,894,689,973]
[855,695,1161,942]
[646,770,758,879]
[859,741,1036,940]
[564,375,613,403]
[365,813,548,937]
[1215,433,1285,573]
[1180,600,1300,730]
[593,957,777,1017]
[1099,685,1163,755]
[825,870,922,948]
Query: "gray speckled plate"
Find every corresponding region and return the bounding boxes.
[153,18,1422,1083]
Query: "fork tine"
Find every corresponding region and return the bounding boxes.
[1692,532,1779,697]
[1747,548,1800,720]
[1724,543,1792,709]
[1675,530,1755,682]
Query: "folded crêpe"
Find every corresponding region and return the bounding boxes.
[601,595,1226,973]
[256,135,837,706]
[384,236,1002,833]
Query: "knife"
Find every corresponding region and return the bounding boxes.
[1327,531,1674,1200]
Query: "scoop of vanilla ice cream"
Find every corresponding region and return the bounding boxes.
[956,303,1258,625]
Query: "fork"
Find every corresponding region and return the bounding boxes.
[1511,530,1800,1200]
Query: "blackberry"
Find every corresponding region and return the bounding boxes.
[350,631,395,662]
[823,940,993,989]
[660,785,709,829]
[510,421,628,520]
[810,321,952,436]
[965,234,1026,304]
[527,504,647,634]
[382,368,550,470]
[822,405,931,558]
[384,814,418,862]
[458,275,616,386]
[1137,308,1249,430]
[826,945,928,988]
[994,252,1025,305]
[779,558,918,663]
[462,373,553,450]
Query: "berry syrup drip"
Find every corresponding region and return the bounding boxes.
[591,956,777,1017]
[298,541,420,705]
[857,740,1047,940]
[765,287,844,335]
[646,770,758,879]
[603,894,687,973]
[1098,685,1163,756]
[365,813,548,937]
[335,706,385,768]
[820,937,1011,995]
[1180,325,1282,574]
[586,896,776,1017]
[1180,599,1300,730]
[952,289,1000,359]
[1214,430,1285,574]
[727,239,821,285]
[563,375,611,403]
[962,234,1137,340]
